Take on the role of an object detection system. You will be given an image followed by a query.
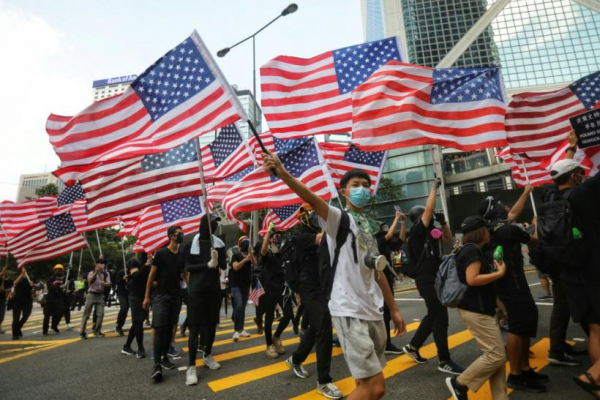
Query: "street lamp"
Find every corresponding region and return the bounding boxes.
[216,4,298,243]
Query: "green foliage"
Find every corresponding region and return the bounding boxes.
[31,183,59,199]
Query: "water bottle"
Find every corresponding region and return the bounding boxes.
[493,245,504,261]
[572,227,583,240]
[269,222,276,232]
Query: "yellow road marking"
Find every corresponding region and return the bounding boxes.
[0,344,53,353]
[0,338,79,365]
[290,328,474,399]
[182,327,295,352]
[195,337,302,367]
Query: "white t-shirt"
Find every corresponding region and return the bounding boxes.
[319,206,384,321]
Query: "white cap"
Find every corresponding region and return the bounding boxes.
[550,159,589,179]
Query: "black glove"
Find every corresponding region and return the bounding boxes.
[434,177,442,189]
[434,211,446,224]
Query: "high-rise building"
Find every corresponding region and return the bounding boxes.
[16,173,65,202]
[92,75,138,101]
[233,87,262,138]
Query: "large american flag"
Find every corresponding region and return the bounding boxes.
[80,140,203,224]
[200,123,256,181]
[248,131,275,166]
[222,137,336,220]
[352,62,508,151]
[0,228,8,258]
[318,142,386,193]
[134,196,204,253]
[259,204,302,235]
[506,71,600,162]
[118,210,143,238]
[497,148,553,188]
[46,31,245,170]
[7,212,86,267]
[261,37,405,139]
[0,197,58,239]
[70,200,121,232]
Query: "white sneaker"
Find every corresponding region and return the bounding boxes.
[232,331,240,342]
[240,330,251,338]
[202,354,221,370]
[186,366,198,386]
[66,324,73,331]
[317,382,343,399]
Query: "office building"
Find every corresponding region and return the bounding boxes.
[233,87,262,138]
[16,173,65,202]
[92,75,138,101]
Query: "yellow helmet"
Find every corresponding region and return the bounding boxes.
[53,264,65,271]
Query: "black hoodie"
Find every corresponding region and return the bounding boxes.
[184,215,226,293]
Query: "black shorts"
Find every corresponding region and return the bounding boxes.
[502,293,538,338]
[561,262,600,324]
[151,293,180,328]
[129,297,144,322]
[187,291,222,327]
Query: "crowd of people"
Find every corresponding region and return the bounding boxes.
[0,132,599,399]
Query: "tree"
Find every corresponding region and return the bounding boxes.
[368,177,403,219]
[28,183,59,200]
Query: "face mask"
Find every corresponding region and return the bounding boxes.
[174,233,184,244]
[573,172,586,186]
[269,244,280,254]
[348,187,371,208]
[430,228,443,240]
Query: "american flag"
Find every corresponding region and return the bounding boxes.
[134,196,204,253]
[206,166,254,205]
[200,123,256,181]
[70,200,121,233]
[46,31,245,170]
[318,142,386,193]
[0,197,58,239]
[261,37,405,139]
[6,212,86,267]
[352,62,508,151]
[496,148,553,188]
[222,137,336,220]
[118,210,143,238]
[506,71,600,162]
[259,204,302,235]
[249,280,265,306]
[80,140,203,224]
[247,131,275,166]
[0,227,8,258]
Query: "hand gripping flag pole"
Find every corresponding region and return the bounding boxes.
[520,159,538,217]
[195,138,214,249]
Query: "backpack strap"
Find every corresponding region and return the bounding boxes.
[331,211,355,272]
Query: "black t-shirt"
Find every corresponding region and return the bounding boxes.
[115,270,128,296]
[377,233,402,289]
[457,244,496,316]
[128,265,150,299]
[296,232,321,295]
[14,279,33,303]
[152,247,183,296]
[229,252,252,289]
[408,220,441,283]
[262,251,285,296]
[0,278,12,300]
[46,275,65,302]
[488,224,531,298]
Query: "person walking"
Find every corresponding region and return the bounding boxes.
[11,268,33,340]
[115,268,130,336]
[43,265,66,336]
[122,256,150,358]
[79,259,111,339]
[230,236,255,341]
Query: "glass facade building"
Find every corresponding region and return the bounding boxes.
[364,0,387,41]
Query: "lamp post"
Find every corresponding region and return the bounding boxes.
[217,3,298,243]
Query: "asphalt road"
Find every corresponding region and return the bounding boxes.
[0,270,591,400]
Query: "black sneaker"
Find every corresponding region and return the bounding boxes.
[52,327,60,334]
[94,331,105,338]
[385,343,403,355]
[521,368,550,383]
[402,344,428,364]
[446,377,469,400]
[151,364,163,381]
[137,348,146,359]
[80,331,87,340]
[121,345,135,356]
[115,327,124,336]
[564,343,588,356]
[548,351,581,366]
[160,357,176,370]
[439,360,465,376]
[507,373,547,393]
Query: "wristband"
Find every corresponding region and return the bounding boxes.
[440,221,447,226]
[566,146,577,153]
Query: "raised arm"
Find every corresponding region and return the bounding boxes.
[565,130,577,160]
[385,211,402,242]
[507,184,533,223]
[421,178,441,227]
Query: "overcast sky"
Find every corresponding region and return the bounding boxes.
[0,0,364,202]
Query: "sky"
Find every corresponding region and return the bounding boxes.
[0,0,364,202]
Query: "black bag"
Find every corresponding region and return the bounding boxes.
[318,211,354,300]
[401,234,434,279]
[280,236,301,293]
[537,189,590,270]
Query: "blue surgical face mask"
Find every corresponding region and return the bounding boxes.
[348,187,371,208]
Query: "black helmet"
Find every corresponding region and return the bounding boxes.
[408,206,425,224]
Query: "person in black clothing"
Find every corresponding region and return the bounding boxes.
[11,268,33,340]
[230,235,256,341]
[284,204,343,399]
[546,138,600,398]
[43,264,67,336]
[0,265,12,335]
[122,256,150,358]
[402,180,464,375]
[261,227,293,359]
[376,209,407,354]
[182,214,226,386]
[115,268,129,336]
[252,241,266,335]
[446,216,508,400]
[59,276,75,331]
[143,226,184,382]
[478,193,547,393]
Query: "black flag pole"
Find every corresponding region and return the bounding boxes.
[247,120,277,177]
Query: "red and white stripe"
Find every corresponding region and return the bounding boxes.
[46,31,245,169]
[118,210,143,238]
[505,85,588,162]
[258,207,301,236]
[0,197,58,239]
[351,62,507,152]
[247,131,275,166]
[200,126,256,182]
[70,200,120,232]
[496,148,553,187]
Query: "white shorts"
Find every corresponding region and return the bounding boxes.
[332,316,387,379]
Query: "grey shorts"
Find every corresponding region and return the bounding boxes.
[332,316,386,379]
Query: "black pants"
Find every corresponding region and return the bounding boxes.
[43,301,64,334]
[263,293,293,346]
[12,300,32,337]
[383,274,395,344]
[292,294,333,384]
[62,296,71,324]
[116,293,129,329]
[411,281,450,362]
[0,296,6,326]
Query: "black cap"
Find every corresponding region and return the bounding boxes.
[460,216,491,233]
[208,213,221,222]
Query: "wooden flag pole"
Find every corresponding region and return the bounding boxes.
[195,138,214,249]
[519,159,538,217]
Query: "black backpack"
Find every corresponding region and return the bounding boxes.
[281,236,301,293]
[317,211,355,300]
[537,189,590,270]
[401,234,434,279]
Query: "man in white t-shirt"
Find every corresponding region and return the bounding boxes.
[263,151,406,400]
